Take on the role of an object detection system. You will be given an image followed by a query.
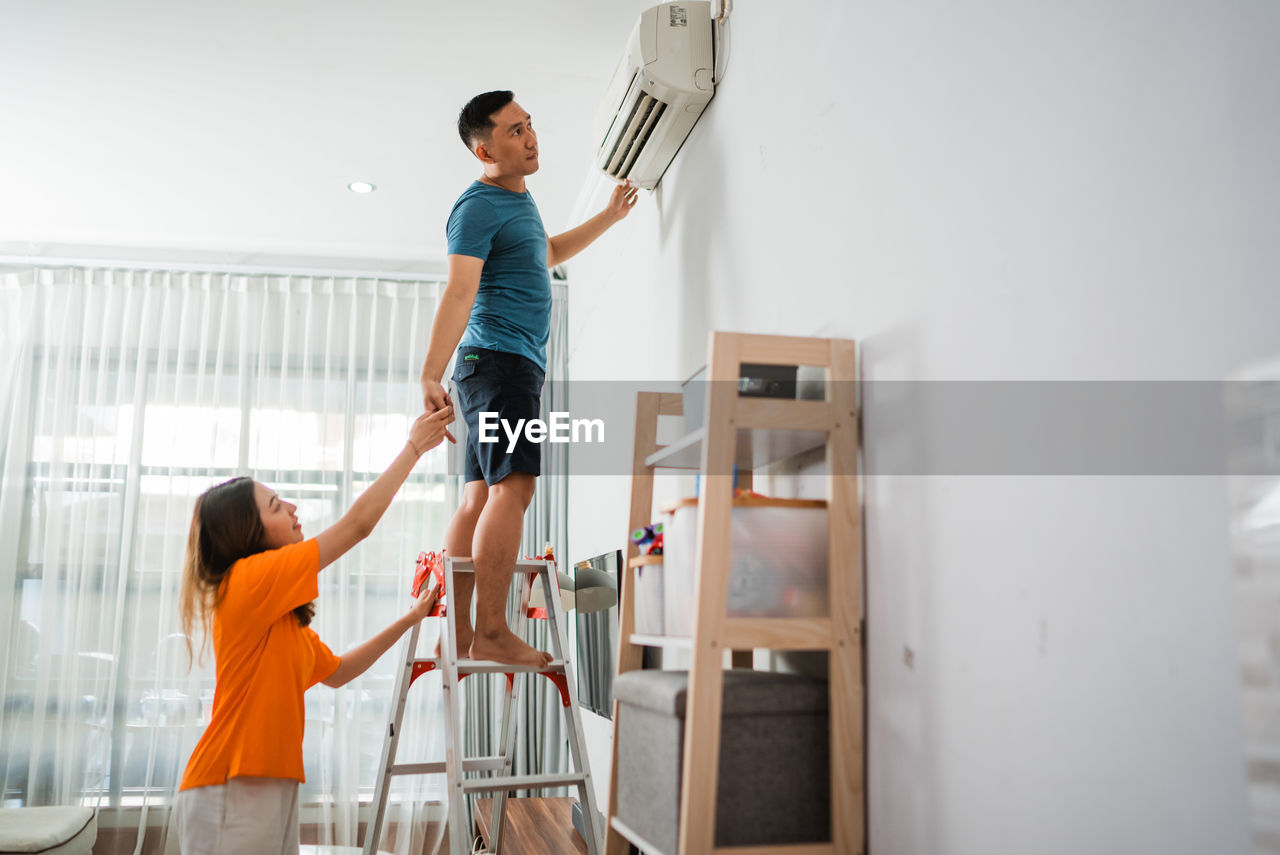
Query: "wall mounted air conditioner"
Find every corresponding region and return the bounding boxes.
[594,1,714,190]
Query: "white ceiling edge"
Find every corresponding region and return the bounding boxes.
[0,158,622,281]
[0,241,448,279]
[1,0,654,264]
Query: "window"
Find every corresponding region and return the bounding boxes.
[0,267,450,808]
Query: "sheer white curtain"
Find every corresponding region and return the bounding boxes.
[0,264,464,853]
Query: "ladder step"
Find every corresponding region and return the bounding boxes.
[444,556,553,574]
[461,772,586,793]
[390,756,507,776]
[366,555,602,855]
[458,659,567,675]
[412,657,567,675]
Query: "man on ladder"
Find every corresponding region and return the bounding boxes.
[365,89,636,855]
[418,89,638,668]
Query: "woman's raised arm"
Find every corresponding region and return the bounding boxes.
[315,407,453,570]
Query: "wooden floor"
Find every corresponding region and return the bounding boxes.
[473,797,589,855]
[95,809,583,855]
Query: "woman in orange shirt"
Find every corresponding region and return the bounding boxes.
[174,406,453,854]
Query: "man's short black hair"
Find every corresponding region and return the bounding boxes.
[458,90,515,151]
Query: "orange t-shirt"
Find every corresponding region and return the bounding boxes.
[179,538,340,790]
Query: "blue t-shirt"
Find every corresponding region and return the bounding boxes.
[447,181,551,370]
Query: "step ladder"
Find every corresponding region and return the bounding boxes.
[362,553,603,855]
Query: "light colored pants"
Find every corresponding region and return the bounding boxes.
[175,776,300,855]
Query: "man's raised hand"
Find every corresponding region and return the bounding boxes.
[607,179,639,222]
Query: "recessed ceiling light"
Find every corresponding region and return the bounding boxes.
[347,181,376,194]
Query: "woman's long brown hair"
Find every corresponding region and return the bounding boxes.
[179,476,315,668]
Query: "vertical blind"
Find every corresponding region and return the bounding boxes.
[0,264,571,853]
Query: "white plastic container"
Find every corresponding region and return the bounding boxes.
[632,559,666,635]
[662,497,829,636]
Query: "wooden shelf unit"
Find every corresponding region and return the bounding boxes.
[605,331,864,855]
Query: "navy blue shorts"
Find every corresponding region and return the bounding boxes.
[452,346,546,486]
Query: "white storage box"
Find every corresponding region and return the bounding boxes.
[662,497,829,636]
[632,558,665,635]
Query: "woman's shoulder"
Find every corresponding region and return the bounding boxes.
[224,539,320,592]
[237,538,318,568]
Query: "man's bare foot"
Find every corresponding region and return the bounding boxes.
[469,627,553,669]
[433,617,473,660]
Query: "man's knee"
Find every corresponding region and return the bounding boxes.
[458,480,489,520]
[490,472,536,510]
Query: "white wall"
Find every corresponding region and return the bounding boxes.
[566,1,1279,852]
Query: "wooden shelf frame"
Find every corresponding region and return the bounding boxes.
[605,331,864,855]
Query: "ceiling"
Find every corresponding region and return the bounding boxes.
[0,0,651,272]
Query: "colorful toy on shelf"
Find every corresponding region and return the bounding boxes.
[629,523,658,544]
[630,522,664,556]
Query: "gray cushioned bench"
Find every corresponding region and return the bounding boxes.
[614,669,830,854]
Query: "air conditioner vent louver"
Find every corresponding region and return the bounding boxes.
[604,94,668,180]
[592,2,714,190]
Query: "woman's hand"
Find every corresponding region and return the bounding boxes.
[407,582,439,623]
[323,581,442,688]
[409,406,454,455]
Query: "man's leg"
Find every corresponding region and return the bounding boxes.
[436,478,488,656]
[468,471,552,667]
